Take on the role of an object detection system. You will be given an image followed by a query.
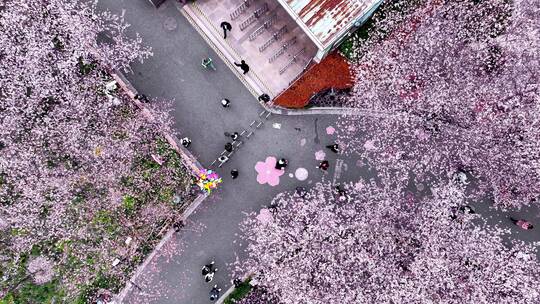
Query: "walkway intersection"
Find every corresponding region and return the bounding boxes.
[93,1,540,303]
[95,1,358,303]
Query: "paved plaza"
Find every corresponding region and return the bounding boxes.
[93,1,540,303]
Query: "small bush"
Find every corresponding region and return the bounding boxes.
[224,279,252,304]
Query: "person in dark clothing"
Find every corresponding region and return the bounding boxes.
[180,137,191,148]
[275,158,288,170]
[258,93,270,103]
[459,205,475,214]
[231,169,239,179]
[224,142,233,152]
[134,94,149,103]
[209,285,221,301]
[221,98,231,107]
[220,21,232,39]
[173,221,184,232]
[326,143,339,153]
[295,186,307,198]
[318,160,330,171]
[233,278,243,288]
[201,261,215,276]
[234,60,250,74]
[335,185,348,202]
[205,268,217,283]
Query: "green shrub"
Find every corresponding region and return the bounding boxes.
[224,279,252,304]
[1,280,63,304]
[92,210,120,236]
[122,195,137,215]
[159,188,174,203]
[75,272,122,303]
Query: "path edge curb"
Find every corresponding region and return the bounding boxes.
[111,70,210,303]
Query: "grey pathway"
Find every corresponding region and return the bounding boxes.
[96,1,359,303]
[94,1,540,303]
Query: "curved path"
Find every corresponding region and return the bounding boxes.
[95,1,540,303]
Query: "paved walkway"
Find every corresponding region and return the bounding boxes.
[95,1,540,303]
[97,1,358,303]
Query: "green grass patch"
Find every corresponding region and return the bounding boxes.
[224,279,252,304]
[75,272,122,304]
[1,280,64,304]
[339,18,375,61]
[122,195,137,215]
[92,210,120,237]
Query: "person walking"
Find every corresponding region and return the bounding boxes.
[275,158,288,170]
[134,94,149,103]
[180,137,191,148]
[204,268,217,283]
[326,143,339,153]
[335,185,348,202]
[453,170,470,185]
[221,98,231,108]
[295,186,307,198]
[459,205,475,214]
[258,93,270,103]
[233,278,243,288]
[317,160,330,171]
[224,142,233,152]
[218,155,229,165]
[234,60,250,74]
[510,218,534,230]
[224,131,239,140]
[220,21,232,39]
[202,57,216,70]
[201,261,215,276]
[209,285,221,301]
[173,220,184,233]
[231,169,239,179]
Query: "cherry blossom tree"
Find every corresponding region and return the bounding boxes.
[27,257,55,285]
[0,0,191,300]
[239,182,540,303]
[236,287,280,304]
[339,0,540,209]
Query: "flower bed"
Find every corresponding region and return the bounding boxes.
[0,1,197,302]
[0,100,197,303]
[272,52,354,109]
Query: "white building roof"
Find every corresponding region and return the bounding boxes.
[276,0,381,49]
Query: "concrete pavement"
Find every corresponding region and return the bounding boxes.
[94,1,540,303]
[96,1,359,303]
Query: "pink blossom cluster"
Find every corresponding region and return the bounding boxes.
[239,182,540,303]
[0,0,190,300]
[236,287,280,304]
[338,0,540,209]
[27,256,54,285]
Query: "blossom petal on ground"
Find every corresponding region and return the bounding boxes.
[326,126,336,135]
[256,208,273,225]
[255,156,284,186]
[364,139,377,151]
[295,168,309,181]
[315,150,326,161]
